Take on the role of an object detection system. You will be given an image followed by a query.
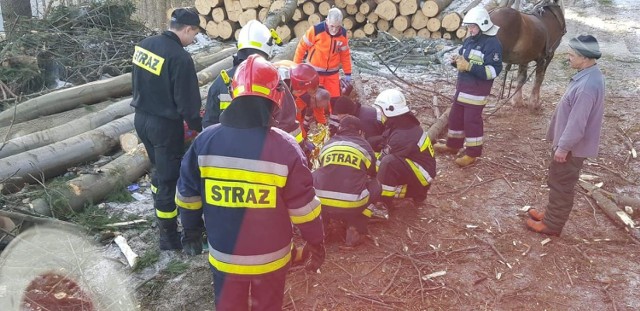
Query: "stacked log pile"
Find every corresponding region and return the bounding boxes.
[183,0,482,42]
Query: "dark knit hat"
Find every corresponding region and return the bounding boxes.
[568,35,601,59]
[338,115,363,133]
[333,96,355,115]
[171,8,199,27]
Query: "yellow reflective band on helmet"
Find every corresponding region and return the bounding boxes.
[252,84,271,95]
[156,208,178,219]
[208,249,291,275]
[238,40,264,50]
[205,179,276,208]
[200,167,286,188]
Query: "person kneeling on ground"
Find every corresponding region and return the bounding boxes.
[313,115,382,247]
[372,89,436,210]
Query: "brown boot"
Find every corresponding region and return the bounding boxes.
[528,208,545,221]
[433,143,460,155]
[525,219,560,236]
[455,155,476,167]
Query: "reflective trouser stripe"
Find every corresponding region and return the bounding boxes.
[381,184,407,198]
[208,244,292,275]
[156,208,177,219]
[405,159,433,187]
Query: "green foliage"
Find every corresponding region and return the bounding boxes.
[133,249,160,272]
[67,203,125,230]
[165,260,189,275]
[0,0,149,99]
[105,185,134,203]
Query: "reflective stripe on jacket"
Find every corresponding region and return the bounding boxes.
[455,34,503,106]
[176,125,323,275]
[312,134,376,212]
[294,22,352,75]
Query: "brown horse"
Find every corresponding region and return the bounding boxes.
[490,0,566,110]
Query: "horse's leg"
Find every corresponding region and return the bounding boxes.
[530,56,552,111]
[499,63,512,100]
[509,64,527,107]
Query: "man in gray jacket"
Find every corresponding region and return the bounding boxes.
[526,35,605,236]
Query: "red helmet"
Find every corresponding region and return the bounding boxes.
[290,64,319,94]
[230,54,283,108]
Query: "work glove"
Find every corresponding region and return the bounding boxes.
[290,245,309,267]
[455,56,472,72]
[181,229,204,256]
[303,242,325,272]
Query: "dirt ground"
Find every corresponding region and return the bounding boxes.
[126,1,640,310]
[3,0,636,310]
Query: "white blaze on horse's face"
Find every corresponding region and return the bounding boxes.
[466,24,481,37]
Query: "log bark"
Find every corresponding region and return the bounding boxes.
[224,0,243,22]
[239,0,260,9]
[239,8,258,26]
[426,16,441,32]
[359,0,377,15]
[363,23,376,35]
[579,181,640,243]
[0,114,135,192]
[422,0,453,17]
[0,98,133,158]
[376,19,390,32]
[0,49,227,127]
[197,56,235,87]
[195,0,214,15]
[294,21,311,38]
[427,107,450,141]
[218,20,240,40]
[302,1,317,16]
[119,132,140,153]
[211,7,226,22]
[392,15,410,32]
[374,0,398,21]
[441,12,461,32]
[346,4,359,15]
[264,0,299,29]
[41,143,151,214]
[411,9,428,30]
[398,0,418,16]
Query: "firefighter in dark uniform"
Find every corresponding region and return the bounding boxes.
[329,96,384,143]
[372,89,436,210]
[176,54,325,310]
[432,6,502,167]
[313,115,381,247]
[202,20,303,144]
[130,8,202,250]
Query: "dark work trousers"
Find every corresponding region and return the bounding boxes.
[446,101,484,157]
[378,154,429,203]
[542,151,585,232]
[212,269,287,311]
[134,111,184,220]
[323,178,382,234]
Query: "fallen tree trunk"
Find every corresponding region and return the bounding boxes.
[579,180,640,243]
[264,0,298,29]
[0,114,135,193]
[427,107,450,141]
[0,47,234,127]
[41,143,151,214]
[0,98,133,158]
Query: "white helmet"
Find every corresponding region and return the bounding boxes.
[237,20,274,56]
[374,89,410,117]
[463,6,499,36]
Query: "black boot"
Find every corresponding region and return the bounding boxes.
[158,218,182,250]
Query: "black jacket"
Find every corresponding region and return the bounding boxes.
[131,31,202,131]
